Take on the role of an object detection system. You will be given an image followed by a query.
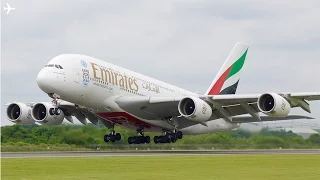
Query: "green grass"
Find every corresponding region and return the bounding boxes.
[2,155,320,180]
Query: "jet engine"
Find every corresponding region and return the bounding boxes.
[6,102,35,125]
[31,102,65,125]
[178,97,212,122]
[257,93,290,117]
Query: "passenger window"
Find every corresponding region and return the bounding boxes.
[55,65,59,68]
[58,65,63,69]
[48,64,54,67]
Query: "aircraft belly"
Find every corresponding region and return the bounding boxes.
[96,111,171,132]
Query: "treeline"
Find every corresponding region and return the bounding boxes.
[1,124,320,151]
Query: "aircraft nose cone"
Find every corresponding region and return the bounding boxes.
[37,69,53,93]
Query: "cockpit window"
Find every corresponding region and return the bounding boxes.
[45,64,63,69]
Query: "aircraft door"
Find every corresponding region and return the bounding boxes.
[71,68,84,105]
[73,68,88,106]
[73,68,80,84]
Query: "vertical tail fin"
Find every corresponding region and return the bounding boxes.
[205,42,249,95]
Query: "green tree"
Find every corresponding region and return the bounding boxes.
[307,134,320,144]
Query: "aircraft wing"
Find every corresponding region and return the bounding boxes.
[55,92,319,129]
[201,92,320,114]
[114,92,320,126]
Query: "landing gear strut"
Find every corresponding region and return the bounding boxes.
[50,93,61,116]
[128,129,151,144]
[104,125,121,143]
[154,131,183,144]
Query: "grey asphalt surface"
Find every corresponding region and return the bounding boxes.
[2,150,320,158]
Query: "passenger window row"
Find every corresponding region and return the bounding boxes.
[45,64,63,69]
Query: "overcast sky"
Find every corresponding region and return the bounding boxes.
[1,0,320,127]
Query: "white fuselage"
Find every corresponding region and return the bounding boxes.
[36,54,238,134]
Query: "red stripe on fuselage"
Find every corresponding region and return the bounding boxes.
[96,112,153,129]
[207,66,232,95]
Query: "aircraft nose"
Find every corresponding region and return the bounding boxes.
[37,69,54,93]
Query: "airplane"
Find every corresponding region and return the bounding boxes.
[5,42,320,144]
[3,3,15,14]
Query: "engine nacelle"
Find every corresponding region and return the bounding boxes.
[6,103,35,125]
[31,102,65,125]
[257,93,291,117]
[178,97,212,122]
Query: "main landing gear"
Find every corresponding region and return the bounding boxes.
[128,130,151,144]
[154,131,183,144]
[104,126,122,143]
[104,131,121,143]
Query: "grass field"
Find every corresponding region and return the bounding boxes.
[2,155,320,180]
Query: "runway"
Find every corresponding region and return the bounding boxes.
[2,149,320,158]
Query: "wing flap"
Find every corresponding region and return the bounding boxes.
[215,103,259,118]
[290,92,320,101]
[202,92,320,105]
[232,115,314,123]
[202,94,259,105]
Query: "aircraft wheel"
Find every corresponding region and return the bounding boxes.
[177,131,183,139]
[49,108,55,115]
[109,135,116,142]
[165,136,171,143]
[128,137,133,144]
[137,136,144,144]
[115,133,121,141]
[154,136,158,144]
[159,136,165,143]
[54,108,61,115]
[104,135,109,142]
[145,136,150,144]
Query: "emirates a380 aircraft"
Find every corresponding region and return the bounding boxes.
[6,43,320,144]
